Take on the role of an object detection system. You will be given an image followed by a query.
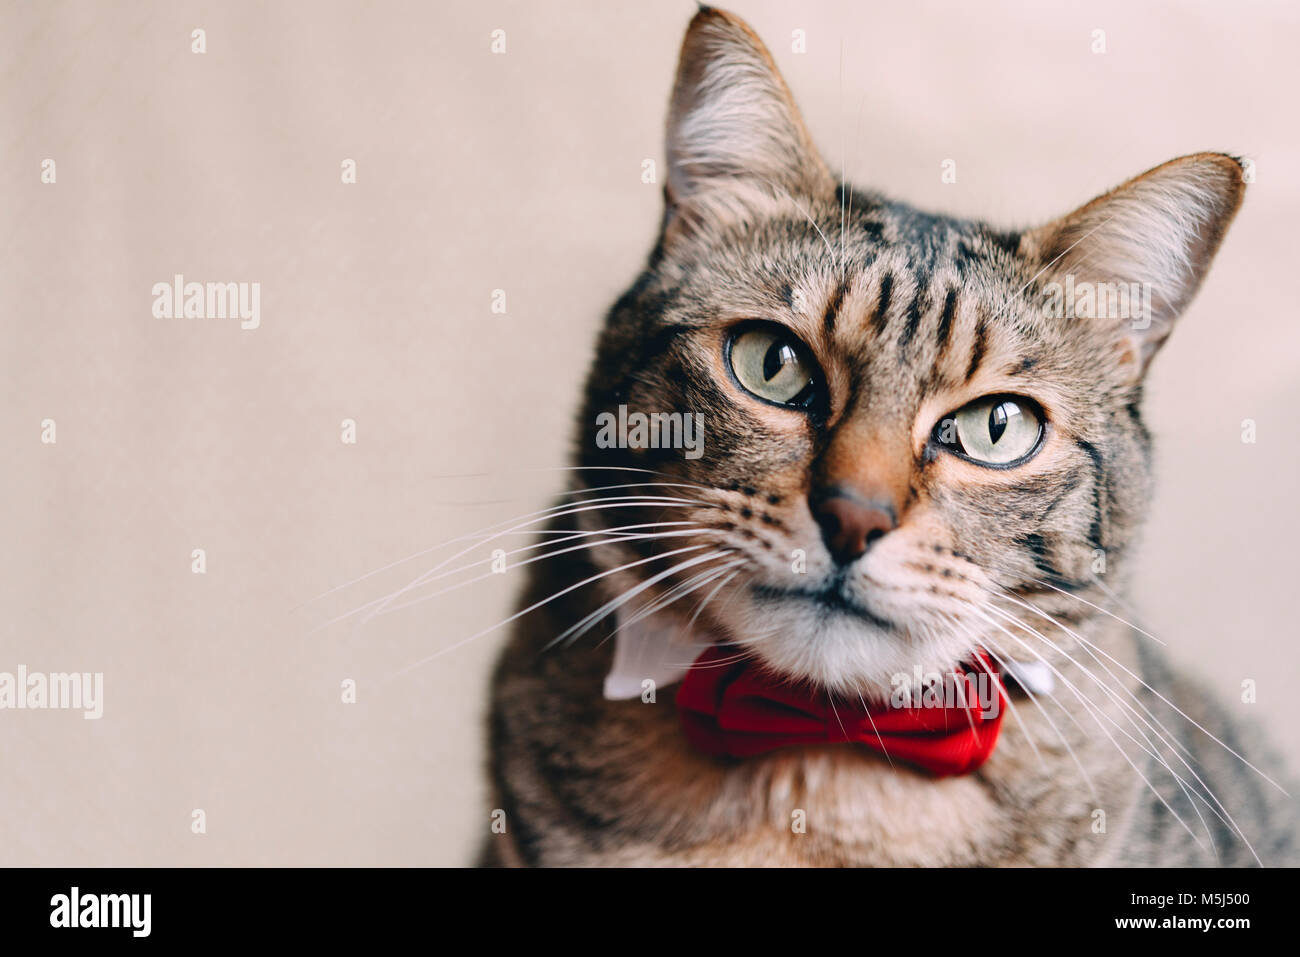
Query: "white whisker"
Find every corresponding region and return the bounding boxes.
[360,496,714,626]
[680,566,743,638]
[302,484,714,607]
[1029,578,1165,645]
[942,612,1057,780]
[1003,586,1287,797]
[393,544,716,675]
[547,549,736,651]
[338,527,712,627]
[611,558,746,639]
[755,175,837,266]
[981,602,1223,854]
[967,603,1212,856]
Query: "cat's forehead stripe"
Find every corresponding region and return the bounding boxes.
[871,273,893,337]
[821,278,849,335]
[965,311,990,383]
[935,288,958,359]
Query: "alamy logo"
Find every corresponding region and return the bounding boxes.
[595,405,704,460]
[50,887,150,937]
[0,666,103,719]
[1042,273,1153,328]
[890,665,1000,719]
[152,274,261,329]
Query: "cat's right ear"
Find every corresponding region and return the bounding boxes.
[663,8,832,234]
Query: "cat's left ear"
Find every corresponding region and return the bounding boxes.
[1021,152,1246,377]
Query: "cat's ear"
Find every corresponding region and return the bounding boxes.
[664,8,832,223]
[1022,152,1246,376]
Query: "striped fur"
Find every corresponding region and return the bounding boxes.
[482,7,1297,866]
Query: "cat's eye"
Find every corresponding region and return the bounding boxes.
[935,395,1044,466]
[726,324,822,409]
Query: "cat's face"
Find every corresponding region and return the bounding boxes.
[575,8,1243,699]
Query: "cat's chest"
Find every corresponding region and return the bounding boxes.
[703,749,1013,866]
[575,698,1048,866]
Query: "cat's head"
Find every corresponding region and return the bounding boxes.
[575,8,1244,699]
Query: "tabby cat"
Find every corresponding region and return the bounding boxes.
[481,7,1297,866]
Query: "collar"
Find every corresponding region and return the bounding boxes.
[605,608,1054,776]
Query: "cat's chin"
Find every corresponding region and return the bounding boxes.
[715,585,981,702]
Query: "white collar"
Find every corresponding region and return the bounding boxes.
[603,609,719,700]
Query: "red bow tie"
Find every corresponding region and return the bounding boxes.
[675,646,1007,776]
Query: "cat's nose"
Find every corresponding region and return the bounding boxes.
[810,488,897,565]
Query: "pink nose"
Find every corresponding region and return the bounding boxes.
[811,489,896,565]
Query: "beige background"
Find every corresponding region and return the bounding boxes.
[2,0,1297,866]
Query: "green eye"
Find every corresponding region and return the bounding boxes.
[937,395,1043,466]
[727,325,821,408]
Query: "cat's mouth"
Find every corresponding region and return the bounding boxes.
[750,580,895,632]
[700,557,988,699]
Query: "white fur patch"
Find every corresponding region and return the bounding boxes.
[1001,658,1055,696]
[603,607,1055,700]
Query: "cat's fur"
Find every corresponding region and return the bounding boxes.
[482,7,1297,866]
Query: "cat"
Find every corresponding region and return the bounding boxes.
[481,6,1297,866]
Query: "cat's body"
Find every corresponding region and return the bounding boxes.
[482,8,1298,866]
